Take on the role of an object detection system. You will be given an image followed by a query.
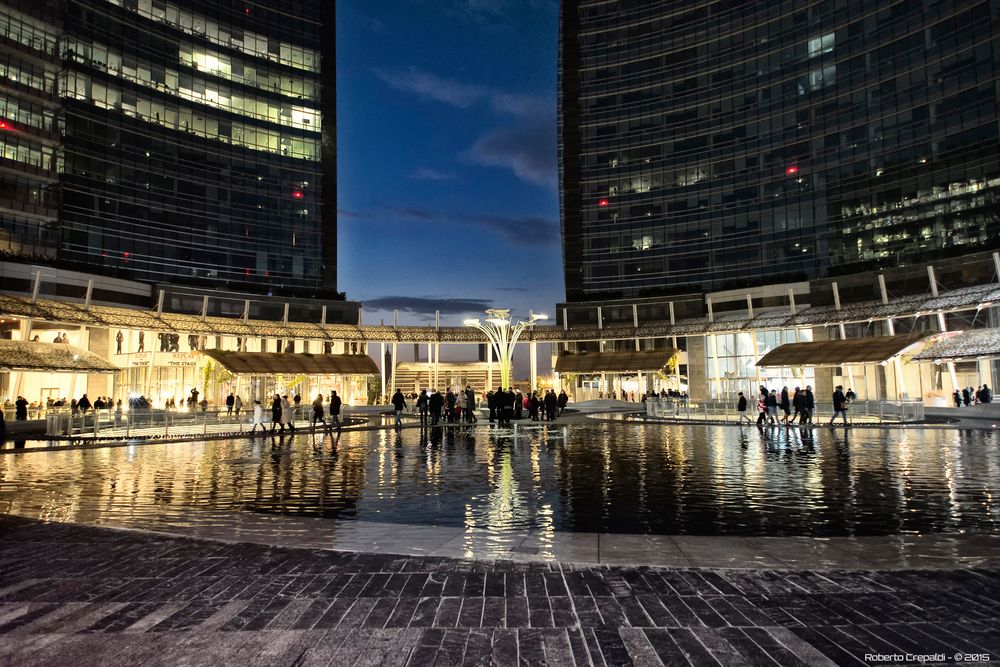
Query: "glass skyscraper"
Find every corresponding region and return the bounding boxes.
[559,0,1000,302]
[0,0,336,297]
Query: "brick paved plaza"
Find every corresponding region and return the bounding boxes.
[1,516,998,666]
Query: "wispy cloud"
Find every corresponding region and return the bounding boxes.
[463,123,556,188]
[364,296,493,316]
[393,208,558,245]
[375,67,556,188]
[375,68,487,108]
[338,209,372,220]
[408,167,456,182]
[375,67,548,119]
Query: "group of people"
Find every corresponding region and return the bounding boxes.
[248,391,343,435]
[953,385,992,407]
[385,387,570,429]
[736,384,856,426]
[487,388,568,426]
[641,389,688,402]
[409,386,479,427]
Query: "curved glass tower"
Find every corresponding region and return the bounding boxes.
[559,0,1000,301]
[0,0,336,297]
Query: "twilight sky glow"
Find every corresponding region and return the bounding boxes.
[336,0,563,330]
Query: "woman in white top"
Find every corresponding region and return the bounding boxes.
[251,400,265,434]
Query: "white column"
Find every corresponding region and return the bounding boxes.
[833,281,855,391]
[434,342,440,390]
[487,343,494,389]
[529,340,538,390]
[391,342,398,393]
[380,342,386,400]
[929,265,959,392]
[706,298,720,399]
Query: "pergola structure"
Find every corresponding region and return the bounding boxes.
[3,267,1000,405]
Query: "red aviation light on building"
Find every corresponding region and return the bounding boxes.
[292,190,304,199]
[785,165,799,176]
[598,199,610,207]
[0,120,9,130]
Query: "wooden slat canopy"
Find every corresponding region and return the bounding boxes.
[0,340,119,373]
[201,350,378,375]
[756,334,929,367]
[555,349,677,373]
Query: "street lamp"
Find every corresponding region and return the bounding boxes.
[464,309,547,389]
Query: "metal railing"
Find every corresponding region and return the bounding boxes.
[644,398,925,423]
[38,407,360,439]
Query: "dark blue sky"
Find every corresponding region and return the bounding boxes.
[336,0,563,328]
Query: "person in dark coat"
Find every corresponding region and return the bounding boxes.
[544,390,558,421]
[779,387,791,424]
[270,394,282,433]
[391,390,406,428]
[0,407,6,445]
[329,391,342,430]
[487,391,496,423]
[557,390,568,416]
[804,386,815,424]
[830,385,848,425]
[529,393,540,420]
[77,394,92,413]
[464,387,477,423]
[514,391,523,420]
[445,390,456,423]
[14,396,27,421]
[429,390,444,425]
[953,390,962,408]
[962,387,971,406]
[501,388,515,426]
[416,390,429,425]
[737,392,750,424]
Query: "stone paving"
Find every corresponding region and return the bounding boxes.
[1,517,998,666]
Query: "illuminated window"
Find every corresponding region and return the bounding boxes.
[808,33,835,58]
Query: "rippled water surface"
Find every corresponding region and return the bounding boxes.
[2,423,1000,536]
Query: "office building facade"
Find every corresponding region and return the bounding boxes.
[0,0,338,298]
[559,0,1000,301]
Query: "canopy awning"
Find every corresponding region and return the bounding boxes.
[912,328,1000,363]
[555,349,678,374]
[0,340,120,373]
[756,333,929,367]
[201,349,379,375]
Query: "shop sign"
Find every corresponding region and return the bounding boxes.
[129,353,152,367]
[159,353,198,367]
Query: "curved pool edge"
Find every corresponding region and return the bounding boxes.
[12,511,998,572]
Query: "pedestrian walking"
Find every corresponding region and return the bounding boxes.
[234,395,242,416]
[251,400,266,434]
[803,386,815,424]
[280,395,295,433]
[416,389,429,425]
[270,394,282,433]
[737,392,751,424]
[329,390,342,430]
[829,385,849,425]
[766,389,778,425]
[779,387,790,424]
[391,389,406,428]
[311,394,325,429]
[226,392,235,416]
